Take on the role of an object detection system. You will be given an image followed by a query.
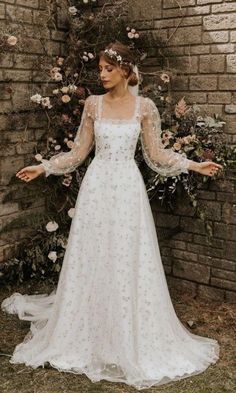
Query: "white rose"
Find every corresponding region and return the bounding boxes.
[41,97,52,108]
[55,145,61,150]
[173,142,182,151]
[68,6,77,15]
[48,251,57,263]
[30,93,42,104]
[61,94,71,103]
[50,66,61,74]
[67,140,74,149]
[35,153,43,161]
[46,221,59,232]
[54,72,63,81]
[57,57,64,66]
[7,35,17,46]
[127,32,134,39]
[68,84,77,93]
[52,89,59,94]
[61,86,69,93]
[88,52,94,59]
[161,73,170,84]
[82,55,89,62]
[68,208,75,218]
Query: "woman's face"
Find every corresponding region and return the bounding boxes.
[98,57,127,90]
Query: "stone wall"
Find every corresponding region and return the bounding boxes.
[0,1,67,263]
[130,0,236,302]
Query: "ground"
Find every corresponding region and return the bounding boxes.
[0,279,235,393]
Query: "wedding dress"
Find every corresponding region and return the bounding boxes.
[1,94,220,390]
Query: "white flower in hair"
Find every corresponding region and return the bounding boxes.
[104,48,123,63]
[104,48,136,70]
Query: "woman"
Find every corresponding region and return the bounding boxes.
[2,42,221,390]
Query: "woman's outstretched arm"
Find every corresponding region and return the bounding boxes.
[16,95,95,182]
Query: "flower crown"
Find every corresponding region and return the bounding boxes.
[104,48,134,68]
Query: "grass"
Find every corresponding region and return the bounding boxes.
[0,279,235,393]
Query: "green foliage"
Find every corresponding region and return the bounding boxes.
[0,229,68,285]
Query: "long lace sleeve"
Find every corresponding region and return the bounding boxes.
[40,95,95,177]
[140,97,193,177]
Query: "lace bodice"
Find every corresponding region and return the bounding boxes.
[94,94,141,162]
[40,95,193,177]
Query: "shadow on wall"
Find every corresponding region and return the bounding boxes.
[130,0,236,122]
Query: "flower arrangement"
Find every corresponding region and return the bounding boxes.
[139,79,235,236]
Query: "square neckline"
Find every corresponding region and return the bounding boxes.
[96,94,140,123]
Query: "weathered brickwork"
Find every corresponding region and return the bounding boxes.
[0,0,67,264]
[130,0,236,302]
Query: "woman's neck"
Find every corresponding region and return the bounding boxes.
[105,85,132,101]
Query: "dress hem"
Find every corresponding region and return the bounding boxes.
[9,339,220,391]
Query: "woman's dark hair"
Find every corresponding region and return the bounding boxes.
[98,41,138,87]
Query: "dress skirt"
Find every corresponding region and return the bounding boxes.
[1,156,220,390]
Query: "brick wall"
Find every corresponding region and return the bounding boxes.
[0,1,67,263]
[130,0,236,302]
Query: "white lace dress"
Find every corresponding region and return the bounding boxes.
[1,95,220,390]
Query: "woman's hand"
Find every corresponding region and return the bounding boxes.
[16,164,45,183]
[189,160,223,177]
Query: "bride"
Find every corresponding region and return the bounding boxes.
[1,41,222,390]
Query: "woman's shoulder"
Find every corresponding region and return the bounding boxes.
[139,96,158,116]
[84,95,99,111]
[82,95,98,119]
[139,95,155,105]
[85,94,97,103]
